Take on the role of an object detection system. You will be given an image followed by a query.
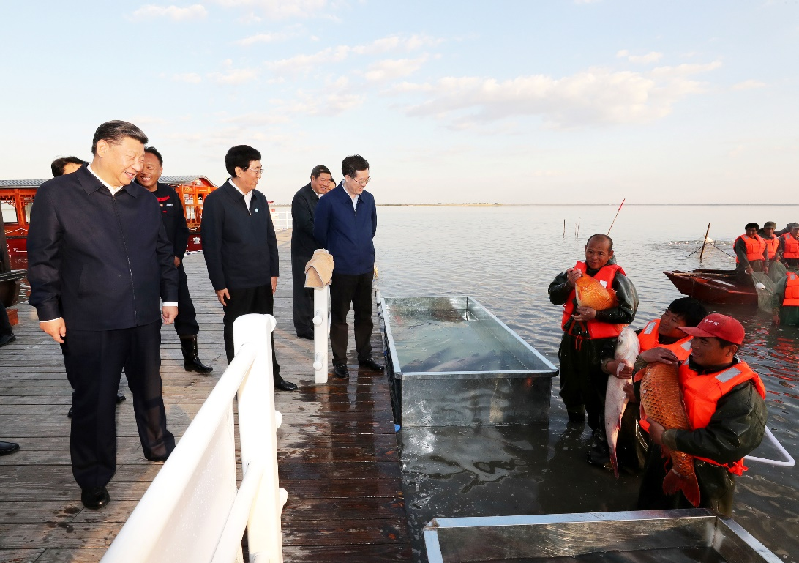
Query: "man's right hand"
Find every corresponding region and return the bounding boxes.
[566,268,582,287]
[639,347,679,365]
[40,319,66,343]
[216,288,230,306]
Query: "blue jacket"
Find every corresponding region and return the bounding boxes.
[313,184,377,275]
[200,181,279,291]
[27,166,179,330]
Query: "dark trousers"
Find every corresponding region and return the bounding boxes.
[223,285,280,377]
[557,333,616,432]
[174,264,199,337]
[291,253,313,335]
[330,271,373,366]
[0,301,12,336]
[62,321,175,489]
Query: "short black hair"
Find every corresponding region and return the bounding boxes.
[311,164,331,179]
[225,145,261,177]
[745,222,759,230]
[144,146,163,166]
[342,154,369,178]
[50,156,87,177]
[91,120,148,155]
[667,297,708,328]
[716,337,740,351]
[587,233,613,252]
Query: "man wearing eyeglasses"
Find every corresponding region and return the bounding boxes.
[200,145,297,391]
[314,154,382,379]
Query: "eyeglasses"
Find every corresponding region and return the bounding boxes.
[349,176,370,186]
[246,167,263,176]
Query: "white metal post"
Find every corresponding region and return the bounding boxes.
[312,285,330,383]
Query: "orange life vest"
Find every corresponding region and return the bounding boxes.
[763,236,779,260]
[784,272,799,307]
[561,261,626,339]
[782,233,799,259]
[679,361,766,476]
[637,319,693,360]
[734,234,765,264]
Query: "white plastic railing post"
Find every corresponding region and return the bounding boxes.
[312,285,330,383]
[234,314,285,563]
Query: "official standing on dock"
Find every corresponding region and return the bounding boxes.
[314,154,382,379]
[136,146,212,374]
[290,164,332,339]
[27,120,179,510]
[200,145,297,391]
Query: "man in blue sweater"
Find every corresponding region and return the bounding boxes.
[314,154,382,379]
[200,145,297,391]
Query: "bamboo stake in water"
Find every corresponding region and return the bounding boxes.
[563,219,566,238]
[699,223,711,261]
[607,198,626,235]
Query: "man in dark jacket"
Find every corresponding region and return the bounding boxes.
[136,147,212,374]
[27,120,179,510]
[638,314,767,516]
[200,145,296,391]
[290,164,332,339]
[313,154,382,379]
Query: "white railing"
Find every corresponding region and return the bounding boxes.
[312,286,331,384]
[101,314,286,563]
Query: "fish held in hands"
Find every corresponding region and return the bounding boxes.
[639,362,700,507]
[605,326,639,478]
[575,275,618,311]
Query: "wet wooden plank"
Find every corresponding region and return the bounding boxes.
[281,544,413,563]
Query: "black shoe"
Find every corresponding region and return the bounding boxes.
[274,376,298,391]
[180,336,214,374]
[358,357,383,371]
[145,452,170,463]
[333,364,349,379]
[587,429,610,468]
[296,331,314,340]
[0,441,20,456]
[80,487,110,510]
[567,409,586,424]
[116,393,126,404]
[0,334,15,348]
[67,407,73,418]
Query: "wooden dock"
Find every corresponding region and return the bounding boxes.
[0,230,411,562]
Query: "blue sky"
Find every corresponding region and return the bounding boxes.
[1,1,797,204]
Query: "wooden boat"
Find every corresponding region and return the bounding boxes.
[664,269,757,305]
[1,175,217,258]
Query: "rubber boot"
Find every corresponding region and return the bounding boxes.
[180,335,213,374]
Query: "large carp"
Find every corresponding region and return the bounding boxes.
[575,274,618,311]
[639,362,701,507]
[605,326,639,478]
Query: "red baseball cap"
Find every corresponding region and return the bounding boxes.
[680,313,745,345]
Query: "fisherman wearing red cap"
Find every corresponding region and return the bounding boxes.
[637,313,767,516]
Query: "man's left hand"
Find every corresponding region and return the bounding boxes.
[572,306,596,322]
[648,419,666,446]
[173,256,181,267]
[271,276,278,294]
[162,305,178,324]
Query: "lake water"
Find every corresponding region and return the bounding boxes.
[373,205,798,563]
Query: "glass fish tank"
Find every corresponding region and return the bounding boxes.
[379,296,558,427]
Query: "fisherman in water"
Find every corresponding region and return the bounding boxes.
[601,297,708,473]
[734,222,767,281]
[778,223,799,270]
[548,234,638,464]
[637,314,767,516]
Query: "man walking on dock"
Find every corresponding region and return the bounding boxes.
[314,154,382,379]
[27,120,179,510]
[291,164,332,339]
[136,146,213,374]
[200,145,297,391]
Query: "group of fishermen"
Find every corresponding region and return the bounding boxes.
[550,233,770,517]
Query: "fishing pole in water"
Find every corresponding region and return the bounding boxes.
[607,198,625,235]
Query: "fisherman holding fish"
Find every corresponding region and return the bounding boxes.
[548,234,638,464]
[636,313,767,516]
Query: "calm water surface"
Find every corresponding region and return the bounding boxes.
[374,205,798,563]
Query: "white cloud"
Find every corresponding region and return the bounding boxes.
[237,24,304,45]
[732,80,766,90]
[365,56,429,82]
[617,50,663,64]
[172,72,203,83]
[393,62,722,129]
[212,0,328,19]
[129,4,208,21]
[208,68,259,84]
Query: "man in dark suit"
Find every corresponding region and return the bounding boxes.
[136,146,212,374]
[200,145,297,391]
[290,164,332,339]
[27,120,179,510]
[313,154,382,379]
